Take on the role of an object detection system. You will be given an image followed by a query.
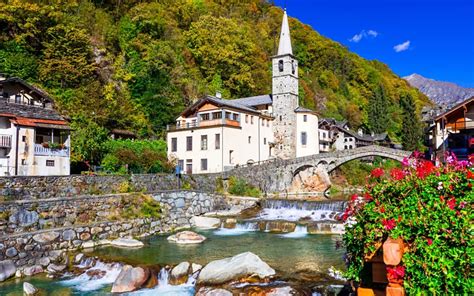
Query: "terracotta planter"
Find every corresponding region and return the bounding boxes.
[383,237,404,265]
[387,285,405,296]
[357,287,375,296]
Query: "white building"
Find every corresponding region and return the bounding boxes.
[167,11,319,174]
[0,76,71,176]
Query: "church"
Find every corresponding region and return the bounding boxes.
[167,11,319,174]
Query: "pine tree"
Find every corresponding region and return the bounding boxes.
[400,93,422,150]
[368,84,389,134]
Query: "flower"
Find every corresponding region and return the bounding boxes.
[390,168,404,180]
[382,218,396,230]
[350,194,358,201]
[402,157,409,167]
[467,171,474,179]
[427,238,433,246]
[371,168,384,178]
[363,192,373,201]
[416,160,435,179]
[380,206,385,213]
[447,197,456,210]
[387,265,405,281]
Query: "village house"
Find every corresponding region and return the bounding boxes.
[0,76,71,176]
[430,96,474,161]
[167,11,319,174]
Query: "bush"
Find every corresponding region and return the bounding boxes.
[342,154,473,294]
[338,158,401,186]
[101,139,173,174]
[228,176,261,197]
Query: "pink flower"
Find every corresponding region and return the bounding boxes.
[387,266,405,280]
[427,238,433,246]
[382,218,396,230]
[447,197,456,210]
[402,157,409,167]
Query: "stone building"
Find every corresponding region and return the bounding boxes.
[167,11,319,174]
[0,76,70,176]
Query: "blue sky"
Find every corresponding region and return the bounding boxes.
[274,0,474,87]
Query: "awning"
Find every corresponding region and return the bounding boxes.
[35,123,72,130]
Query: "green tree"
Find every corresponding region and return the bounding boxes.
[70,115,109,165]
[368,84,390,134]
[400,92,422,151]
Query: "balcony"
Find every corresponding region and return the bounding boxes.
[0,135,12,148]
[167,119,240,131]
[446,120,474,132]
[34,144,69,157]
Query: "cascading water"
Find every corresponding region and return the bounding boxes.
[126,268,195,296]
[258,199,346,222]
[214,221,259,236]
[60,259,122,292]
[279,224,308,238]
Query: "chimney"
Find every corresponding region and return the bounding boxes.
[215,92,222,99]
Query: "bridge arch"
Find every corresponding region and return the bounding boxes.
[326,151,407,173]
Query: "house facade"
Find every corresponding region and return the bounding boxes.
[167,11,319,174]
[0,76,70,176]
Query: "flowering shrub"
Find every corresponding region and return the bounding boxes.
[342,153,473,294]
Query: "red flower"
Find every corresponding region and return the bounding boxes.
[380,206,385,213]
[371,168,384,178]
[390,168,405,180]
[387,265,405,280]
[416,160,435,179]
[447,197,456,210]
[364,192,373,201]
[382,218,396,230]
[351,194,358,201]
[440,195,445,202]
[427,238,433,246]
[467,170,474,179]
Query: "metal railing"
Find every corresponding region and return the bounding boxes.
[0,135,12,148]
[34,144,69,157]
[167,119,240,131]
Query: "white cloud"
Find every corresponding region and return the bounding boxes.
[349,30,379,43]
[393,40,411,52]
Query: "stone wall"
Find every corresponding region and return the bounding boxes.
[0,173,221,199]
[0,190,225,274]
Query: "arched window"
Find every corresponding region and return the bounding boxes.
[344,145,348,150]
[278,60,284,72]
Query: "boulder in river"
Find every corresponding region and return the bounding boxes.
[197,252,275,285]
[0,260,16,282]
[111,265,149,293]
[23,282,38,295]
[110,238,144,248]
[266,221,296,233]
[196,287,233,296]
[23,265,43,277]
[190,216,221,229]
[170,261,190,284]
[167,231,206,244]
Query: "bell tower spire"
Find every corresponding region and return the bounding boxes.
[271,10,299,159]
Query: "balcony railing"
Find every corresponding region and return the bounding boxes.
[167,119,240,131]
[34,144,69,157]
[0,135,12,148]
[446,120,474,132]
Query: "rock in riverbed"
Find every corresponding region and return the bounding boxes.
[111,265,149,293]
[196,287,233,296]
[190,216,221,229]
[111,238,144,248]
[170,262,190,284]
[23,282,38,295]
[0,260,16,282]
[197,252,275,285]
[167,231,206,244]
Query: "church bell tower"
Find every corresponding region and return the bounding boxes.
[272,10,299,159]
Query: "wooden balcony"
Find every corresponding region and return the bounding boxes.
[0,135,12,148]
[446,120,474,132]
[167,119,240,131]
[34,144,69,157]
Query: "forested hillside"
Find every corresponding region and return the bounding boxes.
[0,0,430,166]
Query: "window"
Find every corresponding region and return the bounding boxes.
[301,132,307,146]
[267,120,269,127]
[21,159,26,165]
[46,160,55,167]
[201,135,208,150]
[262,119,265,126]
[245,115,249,123]
[22,136,26,142]
[344,138,347,143]
[212,112,222,120]
[278,60,284,72]
[225,112,232,119]
[303,115,307,122]
[186,136,193,151]
[291,61,295,74]
[279,115,282,121]
[229,150,233,164]
[200,113,210,121]
[215,134,220,149]
[264,138,267,145]
[248,136,251,144]
[178,160,184,172]
[201,159,208,171]
[250,116,254,124]
[171,138,177,152]
[344,145,348,150]
[186,159,192,174]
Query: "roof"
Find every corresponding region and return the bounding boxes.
[294,106,316,114]
[0,101,66,121]
[434,96,474,121]
[181,95,261,117]
[277,11,293,55]
[0,77,52,102]
[231,94,272,107]
[11,117,69,129]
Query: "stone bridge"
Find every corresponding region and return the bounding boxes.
[225,145,411,194]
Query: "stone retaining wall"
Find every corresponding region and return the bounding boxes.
[0,173,221,200]
[0,191,225,273]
